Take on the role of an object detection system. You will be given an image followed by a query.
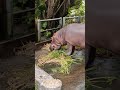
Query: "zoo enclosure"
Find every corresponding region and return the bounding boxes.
[0,0,35,44]
[37,16,85,43]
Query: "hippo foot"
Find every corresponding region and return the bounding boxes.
[66,51,72,56]
[66,43,75,56]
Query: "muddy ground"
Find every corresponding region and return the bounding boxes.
[35,43,85,90]
[53,64,85,90]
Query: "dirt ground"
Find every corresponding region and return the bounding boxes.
[0,42,35,90]
[0,41,85,90]
[53,64,85,90]
[35,43,85,90]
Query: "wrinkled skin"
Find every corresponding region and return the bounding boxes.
[86,0,120,68]
[50,23,85,55]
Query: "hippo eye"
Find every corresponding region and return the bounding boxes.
[52,45,55,48]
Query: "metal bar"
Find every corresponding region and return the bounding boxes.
[63,17,66,26]
[63,16,84,19]
[81,16,85,18]
[13,8,35,14]
[40,27,61,33]
[45,27,61,31]
[38,17,62,22]
[75,16,80,23]
[37,20,41,42]
[35,39,51,46]
[81,16,85,22]
[0,33,35,45]
[59,17,63,27]
[63,16,83,26]
[6,0,13,38]
[63,16,80,19]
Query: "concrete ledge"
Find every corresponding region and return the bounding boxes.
[75,81,85,90]
[35,65,62,90]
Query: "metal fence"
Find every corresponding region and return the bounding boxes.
[37,16,84,43]
[1,0,35,43]
[37,17,62,42]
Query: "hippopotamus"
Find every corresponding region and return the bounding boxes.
[50,23,85,55]
[86,0,120,68]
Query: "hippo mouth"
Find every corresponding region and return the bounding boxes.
[49,46,54,51]
[49,45,61,51]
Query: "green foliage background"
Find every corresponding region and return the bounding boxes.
[67,0,85,16]
[35,0,46,19]
[35,0,85,19]
[13,0,34,25]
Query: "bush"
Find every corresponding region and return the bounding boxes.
[67,0,85,17]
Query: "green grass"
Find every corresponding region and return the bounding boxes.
[39,49,83,74]
[86,67,116,89]
[86,76,116,89]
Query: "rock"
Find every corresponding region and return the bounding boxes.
[75,81,85,90]
[35,65,62,90]
[41,79,62,90]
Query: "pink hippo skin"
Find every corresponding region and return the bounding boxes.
[50,23,85,55]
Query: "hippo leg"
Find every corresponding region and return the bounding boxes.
[85,44,96,68]
[66,43,75,55]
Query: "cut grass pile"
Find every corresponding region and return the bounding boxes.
[37,46,84,74]
[39,50,74,74]
[86,67,116,89]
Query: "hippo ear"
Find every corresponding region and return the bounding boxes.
[51,37,55,41]
[53,32,56,36]
[51,37,53,40]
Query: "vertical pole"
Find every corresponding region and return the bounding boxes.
[59,17,63,28]
[0,0,5,40]
[63,17,66,26]
[83,16,85,22]
[37,20,41,42]
[74,16,80,23]
[77,16,80,23]
[6,0,13,38]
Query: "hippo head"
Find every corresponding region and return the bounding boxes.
[49,34,62,51]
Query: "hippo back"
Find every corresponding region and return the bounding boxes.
[65,23,85,47]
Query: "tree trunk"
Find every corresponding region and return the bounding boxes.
[46,0,72,18]
[45,0,73,29]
